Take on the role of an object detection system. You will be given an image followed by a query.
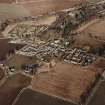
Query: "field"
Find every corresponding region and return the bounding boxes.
[73,18,105,49]
[88,80,105,105]
[0,3,31,21]
[0,0,14,3]
[88,57,105,74]
[81,19,105,40]
[21,0,81,16]
[0,0,81,16]
[31,62,97,103]
[0,68,5,80]
[13,88,75,105]
[0,73,31,105]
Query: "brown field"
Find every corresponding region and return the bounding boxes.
[0,3,31,21]
[88,57,105,74]
[81,19,105,40]
[0,68,5,80]
[0,0,14,3]
[0,39,25,61]
[17,0,81,16]
[13,88,75,105]
[31,62,97,103]
[0,0,82,16]
[88,80,105,105]
[73,19,105,49]
[0,73,31,105]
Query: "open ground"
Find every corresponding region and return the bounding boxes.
[0,0,81,16]
[0,73,31,105]
[31,62,97,103]
[73,18,105,50]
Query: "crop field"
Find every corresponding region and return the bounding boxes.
[81,19,105,40]
[73,19,105,49]
[0,0,81,21]
[0,73,31,105]
[31,62,97,103]
[88,80,105,105]
[13,88,75,105]
[0,3,31,22]
[0,68,5,80]
[0,0,14,3]
[0,0,81,16]
[21,0,81,16]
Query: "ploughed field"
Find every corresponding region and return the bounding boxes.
[31,62,97,103]
[21,0,81,16]
[0,0,81,16]
[0,68,5,80]
[0,0,14,3]
[88,80,105,105]
[0,0,82,17]
[13,88,75,105]
[0,73,31,105]
[73,19,105,50]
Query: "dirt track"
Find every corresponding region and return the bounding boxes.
[13,88,75,105]
[0,68,4,80]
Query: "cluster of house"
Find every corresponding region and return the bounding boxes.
[16,40,96,66]
[9,24,48,40]
[64,48,96,66]
[16,41,64,59]
[21,64,39,74]
[0,63,16,75]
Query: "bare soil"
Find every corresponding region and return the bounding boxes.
[88,57,105,74]
[31,62,96,103]
[0,0,14,3]
[0,0,82,16]
[21,0,81,16]
[0,73,31,105]
[73,19,105,49]
[0,68,5,80]
[88,80,105,105]
[13,88,75,105]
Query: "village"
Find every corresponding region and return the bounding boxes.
[0,0,105,105]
